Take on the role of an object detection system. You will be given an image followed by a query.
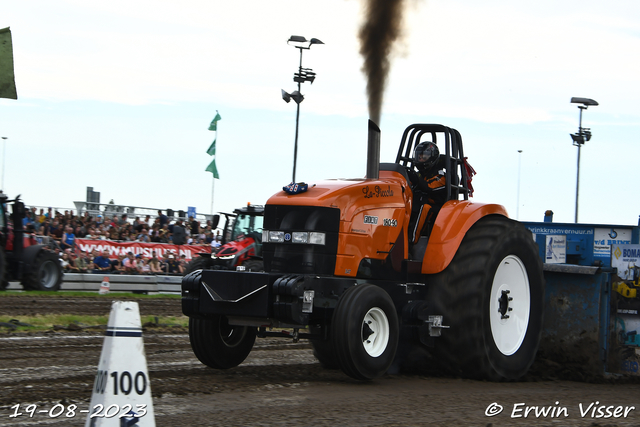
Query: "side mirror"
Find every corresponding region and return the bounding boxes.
[211,214,220,229]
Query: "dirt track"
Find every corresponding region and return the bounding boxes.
[1,294,640,426]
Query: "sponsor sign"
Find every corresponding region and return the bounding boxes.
[545,235,566,264]
[76,239,211,261]
[611,244,640,280]
[595,228,632,258]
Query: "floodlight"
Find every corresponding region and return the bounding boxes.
[570,97,599,107]
[288,35,307,43]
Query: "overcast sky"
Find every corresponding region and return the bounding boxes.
[1,0,639,225]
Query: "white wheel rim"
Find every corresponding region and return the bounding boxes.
[361,307,390,358]
[489,255,530,356]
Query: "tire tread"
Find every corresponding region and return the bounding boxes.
[426,215,544,380]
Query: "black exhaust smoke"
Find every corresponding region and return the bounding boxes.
[359,0,406,126]
[359,0,406,179]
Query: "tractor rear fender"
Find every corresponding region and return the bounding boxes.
[22,244,49,267]
[421,200,508,274]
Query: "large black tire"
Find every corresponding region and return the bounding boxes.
[242,259,263,272]
[0,248,7,291]
[331,284,399,380]
[310,339,339,369]
[426,215,544,381]
[309,325,339,369]
[183,256,213,275]
[189,315,256,369]
[22,250,63,291]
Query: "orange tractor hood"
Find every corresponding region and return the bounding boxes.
[266,176,410,221]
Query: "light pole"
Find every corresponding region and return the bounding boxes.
[281,35,324,183]
[570,97,598,223]
[517,149,523,220]
[1,136,6,192]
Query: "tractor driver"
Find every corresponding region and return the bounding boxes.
[406,141,446,242]
[407,141,446,206]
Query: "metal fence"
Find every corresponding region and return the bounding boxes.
[6,273,183,293]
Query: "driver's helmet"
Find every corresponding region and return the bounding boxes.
[413,141,439,173]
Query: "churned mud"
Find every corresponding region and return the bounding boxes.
[1,294,639,426]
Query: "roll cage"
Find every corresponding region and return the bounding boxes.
[395,124,471,202]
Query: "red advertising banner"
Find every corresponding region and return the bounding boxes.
[76,239,211,260]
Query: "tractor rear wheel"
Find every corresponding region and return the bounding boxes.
[22,250,63,291]
[426,215,544,380]
[189,315,256,369]
[331,284,399,380]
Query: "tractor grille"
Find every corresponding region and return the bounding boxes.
[263,205,340,275]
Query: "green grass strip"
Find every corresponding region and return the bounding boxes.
[0,290,180,299]
[0,314,188,333]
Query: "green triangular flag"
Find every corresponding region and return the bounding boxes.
[206,138,216,156]
[208,111,221,131]
[205,157,220,179]
[0,27,18,100]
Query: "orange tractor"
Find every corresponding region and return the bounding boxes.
[182,122,544,380]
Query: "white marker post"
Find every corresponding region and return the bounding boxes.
[99,277,110,295]
[85,301,155,426]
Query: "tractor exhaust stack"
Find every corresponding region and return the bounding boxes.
[366,119,381,179]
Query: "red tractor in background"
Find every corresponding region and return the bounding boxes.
[0,193,63,291]
[185,204,264,274]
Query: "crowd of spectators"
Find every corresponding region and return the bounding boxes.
[21,207,222,275]
[62,249,190,275]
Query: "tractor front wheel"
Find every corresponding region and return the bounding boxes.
[242,259,263,272]
[309,325,338,369]
[189,315,256,369]
[331,284,399,380]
